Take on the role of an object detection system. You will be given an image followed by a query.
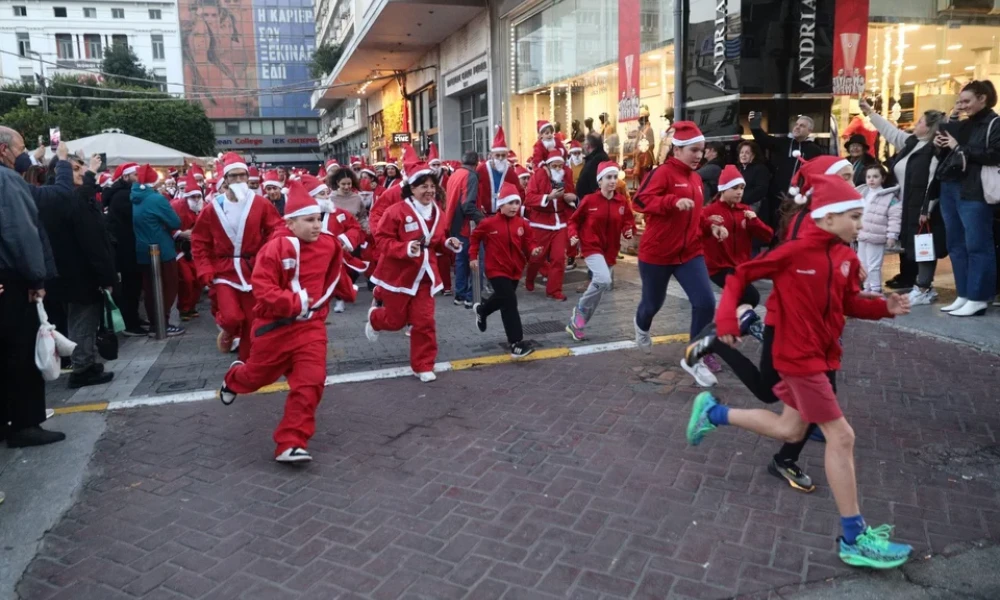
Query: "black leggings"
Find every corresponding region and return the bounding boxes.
[711,325,835,464]
[709,269,760,308]
[482,277,523,345]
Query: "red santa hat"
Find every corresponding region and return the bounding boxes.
[324,159,340,173]
[402,144,433,184]
[491,126,509,153]
[671,121,705,147]
[248,166,260,181]
[508,150,518,164]
[596,161,620,182]
[536,120,554,135]
[298,173,329,197]
[427,143,440,165]
[569,140,583,154]
[180,172,202,197]
[112,162,138,181]
[283,179,322,219]
[350,155,362,167]
[788,155,852,204]
[360,165,377,178]
[544,149,565,165]
[496,182,521,207]
[262,170,282,189]
[515,165,530,180]
[219,152,248,176]
[97,172,112,187]
[168,168,178,179]
[717,165,746,192]
[188,164,205,179]
[806,174,864,219]
[135,164,160,187]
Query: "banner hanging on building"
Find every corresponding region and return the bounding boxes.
[792,0,835,94]
[617,0,640,123]
[832,0,869,96]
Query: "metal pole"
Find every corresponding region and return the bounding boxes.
[470,223,482,305]
[148,245,167,340]
[673,0,688,121]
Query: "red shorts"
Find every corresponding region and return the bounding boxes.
[773,372,843,424]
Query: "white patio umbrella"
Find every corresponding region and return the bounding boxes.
[44,131,196,166]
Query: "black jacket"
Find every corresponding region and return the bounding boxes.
[750,117,824,227]
[850,154,880,186]
[738,161,770,209]
[889,137,947,261]
[36,171,117,304]
[105,178,139,272]
[697,157,726,201]
[576,148,610,199]
[953,108,1000,202]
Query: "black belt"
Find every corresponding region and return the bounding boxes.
[254,305,320,338]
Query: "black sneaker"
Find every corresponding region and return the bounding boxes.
[68,367,114,389]
[684,332,716,368]
[123,326,149,337]
[473,303,487,333]
[885,276,914,290]
[767,458,816,493]
[219,386,238,406]
[165,324,185,337]
[6,426,66,448]
[510,341,534,359]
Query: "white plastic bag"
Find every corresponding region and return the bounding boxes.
[34,301,75,381]
[914,231,936,263]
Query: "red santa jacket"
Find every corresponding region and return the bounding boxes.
[191,195,284,290]
[469,213,537,280]
[524,167,576,231]
[374,176,402,199]
[370,199,457,296]
[632,157,708,265]
[701,200,774,276]
[369,184,404,240]
[321,208,366,252]
[567,191,635,267]
[717,224,891,376]
[170,198,200,261]
[530,139,567,168]
[476,162,523,217]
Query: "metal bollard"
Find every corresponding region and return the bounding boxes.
[149,244,167,340]
[470,223,482,305]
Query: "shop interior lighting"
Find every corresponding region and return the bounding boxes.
[948,44,963,50]
[927,77,938,82]
[904,65,917,71]
[965,66,976,71]
[937,59,951,64]
[920,44,936,50]
[904,81,915,85]
[940,73,951,78]
[865,65,873,70]
[647,54,661,60]
[905,24,921,31]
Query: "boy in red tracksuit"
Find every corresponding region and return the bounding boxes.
[686,174,914,570]
[530,120,567,168]
[171,172,205,321]
[220,180,350,464]
[524,149,577,300]
[470,182,542,358]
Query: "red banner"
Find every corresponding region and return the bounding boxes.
[617,0,640,122]
[832,0,869,96]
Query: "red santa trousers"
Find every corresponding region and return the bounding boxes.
[370,281,437,373]
[436,253,453,292]
[213,285,256,361]
[224,322,327,456]
[176,259,200,313]
[525,228,568,296]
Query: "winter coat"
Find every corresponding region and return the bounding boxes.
[0,164,58,289]
[716,223,892,376]
[170,198,199,262]
[524,167,577,231]
[444,166,485,238]
[370,199,456,296]
[856,185,902,245]
[105,178,139,272]
[950,108,1000,202]
[697,157,726,202]
[321,208,366,252]
[190,194,284,290]
[575,148,610,199]
[567,190,635,267]
[632,157,709,265]
[701,200,773,275]
[469,213,537,280]
[369,184,404,240]
[738,161,771,210]
[850,154,880,187]
[750,116,824,228]
[131,183,181,265]
[476,162,523,216]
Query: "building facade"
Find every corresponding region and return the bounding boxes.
[0,0,184,94]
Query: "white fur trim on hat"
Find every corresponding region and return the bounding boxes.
[491,147,508,153]
[596,166,620,182]
[537,121,553,134]
[223,161,249,176]
[717,176,746,192]
[263,181,281,189]
[824,159,851,175]
[183,188,203,198]
[122,165,137,176]
[307,183,330,197]
[811,199,864,219]
[672,135,706,147]
[545,155,565,165]
[496,193,521,207]
[285,204,322,219]
[407,168,434,184]
[361,168,376,177]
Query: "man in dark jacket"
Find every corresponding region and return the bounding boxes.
[105,168,145,335]
[37,153,118,388]
[0,125,65,447]
[576,134,610,199]
[445,152,486,308]
[749,112,824,229]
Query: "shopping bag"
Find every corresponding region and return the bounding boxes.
[34,301,68,381]
[96,295,119,361]
[103,290,126,333]
[981,117,1000,205]
[914,224,936,263]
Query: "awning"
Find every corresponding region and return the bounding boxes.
[44,132,196,166]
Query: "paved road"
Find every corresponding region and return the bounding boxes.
[13,319,1000,599]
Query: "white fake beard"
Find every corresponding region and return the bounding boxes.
[550,169,565,184]
[542,139,556,150]
[317,198,335,213]
[187,198,204,213]
[569,154,584,166]
[491,159,508,172]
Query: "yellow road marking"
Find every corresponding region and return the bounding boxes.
[53,402,109,415]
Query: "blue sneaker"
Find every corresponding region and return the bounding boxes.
[838,525,912,569]
[809,428,826,443]
[738,309,761,338]
[686,392,718,446]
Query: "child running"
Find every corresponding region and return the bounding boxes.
[469,182,542,358]
[565,161,635,341]
[855,165,901,293]
[685,174,914,569]
[219,180,350,463]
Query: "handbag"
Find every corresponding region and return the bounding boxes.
[103,290,126,333]
[96,294,119,361]
[913,222,936,263]
[35,301,76,381]
[980,116,1000,205]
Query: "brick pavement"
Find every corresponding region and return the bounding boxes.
[18,319,1000,599]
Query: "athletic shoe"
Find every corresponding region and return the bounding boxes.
[566,307,586,341]
[474,303,487,333]
[681,358,718,387]
[838,525,912,569]
[907,287,938,306]
[405,325,412,337]
[738,309,761,337]
[219,360,244,406]
[165,325,185,337]
[416,371,437,383]
[548,293,567,302]
[565,260,577,272]
[940,297,968,312]
[885,276,914,290]
[684,333,716,366]
[275,447,312,463]
[686,391,718,446]
[464,300,474,309]
[809,428,826,443]
[123,327,149,337]
[365,306,379,342]
[748,320,765,342]
[510,341,535,359]
[67,367,114,389]
[442,289,453,296]
[767,458,816,492]
[454,298,466,306]
[634,317,652,354]
[703,354,723,373]
[333,299,345,313]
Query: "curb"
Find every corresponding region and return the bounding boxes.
[52,333,689,416]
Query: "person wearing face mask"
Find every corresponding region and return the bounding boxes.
[262,169,285,215]
[191,152,284,360]
[171,172,204,322]
[365,146,463,383]
[524,150,578,301]
[162,175,177,200]
[427,143,448,190]
[530,121,568,169]
[567,141,585,184]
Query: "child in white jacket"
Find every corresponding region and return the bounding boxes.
[856,165,902,293]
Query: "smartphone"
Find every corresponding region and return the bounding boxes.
[37,135,44,147]
[49,127,60,152]
[98,153,107,172]
[940,120,963,139]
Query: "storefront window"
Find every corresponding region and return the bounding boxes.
[460,90,490,158]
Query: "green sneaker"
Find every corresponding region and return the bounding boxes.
[686,392,718,446]
[838,525,913,569]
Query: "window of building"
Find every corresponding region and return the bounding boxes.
[21,75,34,84]
[153,68,166,92]
[53,6,67,17]
[84,34,102,59]
[306,120,318,134]
[428,90,438,130]
[262,120,274,135]
[16,32,30,57]
[151,34,164,60]
[238,121,250,134]
[112,34,128,48]
[273,120,286,135]
[55,34,73,59]
[213,121,226,135]
[149,9,161,19]
[250,121,262,135]
[460,90,490,157]
[111,8,124,18]
[13,5,27,16]
[225,121,240,135]
[83,7,96,18]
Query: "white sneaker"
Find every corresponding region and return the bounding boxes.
[45,408,55,420]
[219,360,244,405]
[333,300,345,313]
[416,371,437,383]
[634,317,652,354]
[681,358,718,388]
[275,448,312,463]
[230,337,240,352]
[405,325,412,337]
[941,297,968,312]
[949,300,989,317]
[908,287,938,306]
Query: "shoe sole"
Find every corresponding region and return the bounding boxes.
[680,359,716,388]
[473,303,486,332]
[839,553,909,569]
[511,349,535,360]
[275,455,312,463]
[565,325,585,342]
[767,462,816,493]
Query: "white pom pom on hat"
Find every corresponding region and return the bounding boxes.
[794,193,809,205]
[792,150,802,158]
[788,186,800,197]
